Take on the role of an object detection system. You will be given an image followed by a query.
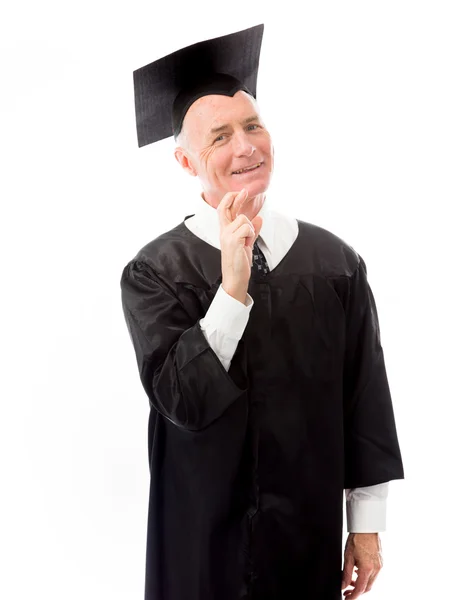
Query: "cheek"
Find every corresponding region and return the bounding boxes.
[211,149,232,179]
[259,135,273,158]
[199,148,216,176]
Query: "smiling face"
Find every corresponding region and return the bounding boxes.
[174,90,274,208]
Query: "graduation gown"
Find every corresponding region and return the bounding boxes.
[120,216,404,600]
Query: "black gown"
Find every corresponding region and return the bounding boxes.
[120,215,404,600]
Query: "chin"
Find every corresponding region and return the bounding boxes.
[244,178,270,197]
[221,172,271,198]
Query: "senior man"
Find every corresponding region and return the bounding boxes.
[120,24,404,600]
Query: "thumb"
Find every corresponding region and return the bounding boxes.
[341,556,355,589]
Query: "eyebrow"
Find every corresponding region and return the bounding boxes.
[209,115,260,136]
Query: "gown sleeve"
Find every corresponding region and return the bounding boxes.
[342,255,405,489]
[120,259,248,431]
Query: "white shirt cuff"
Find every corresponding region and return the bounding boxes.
[345,482,389,532]
[200,283,253,340]
[199,284,253,371]
[346,499,387,532]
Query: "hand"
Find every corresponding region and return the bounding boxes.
[217,188,263,301]
[341,533,383,598]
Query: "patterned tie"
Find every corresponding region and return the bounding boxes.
[252,239,270,274]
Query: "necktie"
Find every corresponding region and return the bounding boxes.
[252,240,270,274]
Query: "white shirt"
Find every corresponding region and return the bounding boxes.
[184,193,389,533]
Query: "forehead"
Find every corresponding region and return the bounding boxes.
[184,91,260,133]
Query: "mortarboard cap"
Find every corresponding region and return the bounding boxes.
[133,24,264,147]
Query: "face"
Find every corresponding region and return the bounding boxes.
[174,91,274,208]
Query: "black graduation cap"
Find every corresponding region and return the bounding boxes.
[133,24,264,147]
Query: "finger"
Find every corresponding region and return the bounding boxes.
[342,579,357,592]
[232,222,256,249]
[216,190,243,226]
[244,217,261,248]
[364,568,380,593]
[341,555,355,589]
[232,188,248,219]
[342,579,357,597]
[345,569,372,599]
[217,189,247,226]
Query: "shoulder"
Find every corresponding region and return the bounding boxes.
[126,221,190,269]
[120,219,211,291]
[294,218,361,278]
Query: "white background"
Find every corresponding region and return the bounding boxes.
[1,1,455,598]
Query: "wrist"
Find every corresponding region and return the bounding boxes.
[222,282,248,304]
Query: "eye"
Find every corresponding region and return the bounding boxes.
[247,124,259,131]
[214,134,227,142]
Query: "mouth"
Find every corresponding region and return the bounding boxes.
[232,162,263,175]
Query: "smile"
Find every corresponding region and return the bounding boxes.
[232,162,262,175]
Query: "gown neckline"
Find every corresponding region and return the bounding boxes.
[180,214,303,281]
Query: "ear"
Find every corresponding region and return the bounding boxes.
[174,147,198,177]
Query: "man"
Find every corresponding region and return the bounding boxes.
[120,24,404,600]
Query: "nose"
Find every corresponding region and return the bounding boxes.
[232,130,255,157]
